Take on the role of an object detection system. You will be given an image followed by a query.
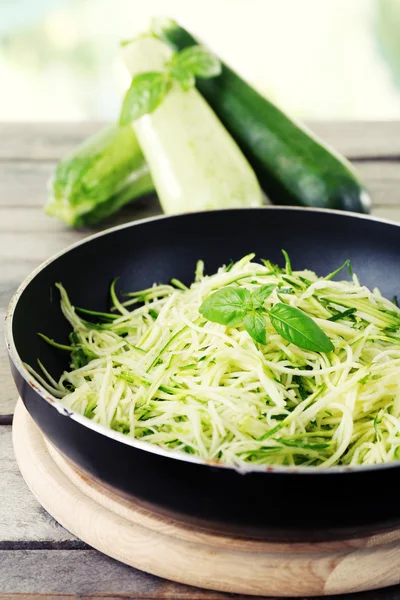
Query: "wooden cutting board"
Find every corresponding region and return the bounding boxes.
[12,399,400,596]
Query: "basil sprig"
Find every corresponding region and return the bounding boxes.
[120,45,221,125]
[199,285,334,353]
[199,285,275,345]
[169,46,222,90]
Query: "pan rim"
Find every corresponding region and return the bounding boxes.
[6,205,400,476]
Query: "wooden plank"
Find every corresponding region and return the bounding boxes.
[1,160,399,211]
[0,205,161,261]
[0,197,162,232]
[0,427,81,545]
[1,262,44,415]
[0,122,103,162]
[308,121,400,159]
[372,207,400,222]
[1,121,400,161]
[0,550,399,600]
[0,231,86,264]
[0,161,54,207]
[355,162,400,206]
[0,343,20,417]
[0,262,45,313]
[4,197,398,232]
[0,550,243,599]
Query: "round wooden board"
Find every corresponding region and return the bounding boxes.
[12,400,400,597]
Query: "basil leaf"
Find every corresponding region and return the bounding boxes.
[251,284,275,309]
[199,287,250,326]
[120,72,171,125]
[269,303,334,353]
[170,46,221,79]
[172,67,195,91]
[243,310,267,345]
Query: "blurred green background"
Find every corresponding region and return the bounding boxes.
[1,0,400,121]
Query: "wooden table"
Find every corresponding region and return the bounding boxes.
[1,121,400,599]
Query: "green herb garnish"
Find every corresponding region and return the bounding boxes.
[269,303,334,353]
[200,279,333,353]
[199,284,275,344]
[120,45,221,125]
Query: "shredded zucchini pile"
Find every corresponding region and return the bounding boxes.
[31,254,400,467]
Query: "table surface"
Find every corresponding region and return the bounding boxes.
[1,121,400,599]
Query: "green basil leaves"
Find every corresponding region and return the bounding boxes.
[120,72,172,125]
[251,285,276,309]
[120,45,221,125]
[243,310,267,345]
[168,45,222,84]
[269,303,334,352]
[199,285,274,344]
[199,286,251,327]
[199,284,334,353]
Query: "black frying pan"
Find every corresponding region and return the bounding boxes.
[6,207,400,542]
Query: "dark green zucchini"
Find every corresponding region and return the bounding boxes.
[153,18,370,214]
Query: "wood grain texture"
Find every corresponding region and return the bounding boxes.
[0,198,160,231]
[0,344,20,423]
[307,121,400,159]
[0,553,399,600]
[0,122,104,161]
[1,121,400,160]
[356,161,400,205]
[0,562,398,600]
[1,160,399,210]
[11,401,400,597]
[0,426,81,546]
[0,550,240,599]
[372,207,400,221]
[0,161,54,207]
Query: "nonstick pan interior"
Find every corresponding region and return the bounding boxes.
[7,207,400,541]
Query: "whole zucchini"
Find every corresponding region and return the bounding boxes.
[119,37,263,214]
[46,124,154,227]
[153,18,371,214]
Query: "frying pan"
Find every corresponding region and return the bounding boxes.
[6,207,400,542]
